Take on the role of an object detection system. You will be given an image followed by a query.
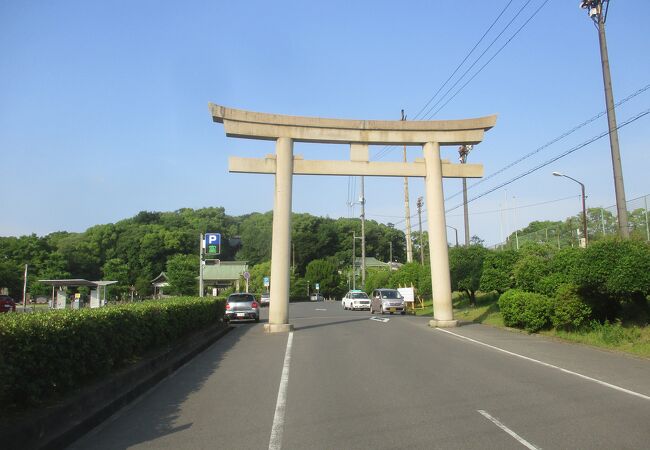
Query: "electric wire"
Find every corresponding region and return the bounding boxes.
[445,107,650,213]
[421,0,539,120]
[445,82,650,201]
[424,0,551,120]
[373,0,547,162]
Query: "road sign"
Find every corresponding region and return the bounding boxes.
[204,233,221,255]
[315,283,320,291]
[243,271,250,280]
[263,276,270,287]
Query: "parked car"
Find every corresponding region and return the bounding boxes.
[310,293,324,302]
[0,295,16,313]
[341,290,371,311]
[260,292,270,307]
[225,293,260,322]
[370,288,405,315]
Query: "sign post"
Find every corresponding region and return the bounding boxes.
[201,233,221,298]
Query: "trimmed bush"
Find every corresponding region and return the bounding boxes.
[551,284,591,331]
[498,289,553,333]
[0,297,224,410]
[498,289,527,329]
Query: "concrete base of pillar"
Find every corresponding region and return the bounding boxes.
[428,319,459,328]
[264,323,294,333]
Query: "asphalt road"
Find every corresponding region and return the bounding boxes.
[70,302,650,449]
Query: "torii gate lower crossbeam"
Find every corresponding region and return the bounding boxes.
[209,103,497,333]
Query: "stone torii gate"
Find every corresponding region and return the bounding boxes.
[209,103,496,333]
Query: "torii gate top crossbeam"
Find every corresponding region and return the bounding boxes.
[209,103,497,146]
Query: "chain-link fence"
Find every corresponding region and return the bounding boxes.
[492,194,649,250]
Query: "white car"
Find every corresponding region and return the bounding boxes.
[342,290,371,311]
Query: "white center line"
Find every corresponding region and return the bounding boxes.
[436,328,650,401]
[478,409,540,450]
[269,331,294,450]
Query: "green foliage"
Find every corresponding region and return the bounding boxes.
[0,297,225,409]
[498,289,553,333]
[248,261,271,295]
[166,254,198,295]
[449,245,488,305]
[304,259,341,298]
[364,268,392,294]
[479,249,518,294]
[389,262,421,290]
[512,243,556,293]
[551,284,592,330]
[587,320,641,346]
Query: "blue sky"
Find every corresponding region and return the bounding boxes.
[1,0,648,247]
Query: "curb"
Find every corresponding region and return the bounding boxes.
[3,324,232,450]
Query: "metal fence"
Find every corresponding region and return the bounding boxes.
[492,193,649,250]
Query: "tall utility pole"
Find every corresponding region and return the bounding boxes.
[458,144,473,246]
[416,197,424,264]
[360,176,366,289]
[401,110,414,262]
[352,231,356,290]
[580,0,629,237]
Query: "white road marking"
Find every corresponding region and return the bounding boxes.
[315,308,327,311]
[269,331,294,450]
[437,328,650,401]
[478,410,539,450]
[370,316,390,323]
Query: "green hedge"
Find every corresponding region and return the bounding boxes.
[498,289,553,333]
[0,297,225,410]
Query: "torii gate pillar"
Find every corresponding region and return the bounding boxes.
[424,142,456,327]
[267,137,294,333]
[209,103,496,333]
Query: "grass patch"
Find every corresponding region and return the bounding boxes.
[543,321,650,358]
[417,291,649,358]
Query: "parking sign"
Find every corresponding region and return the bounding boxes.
[204,233,221,255]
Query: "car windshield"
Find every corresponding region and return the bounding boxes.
[351,292,368,299]
[381,290,402,299]
[261,293,270,298]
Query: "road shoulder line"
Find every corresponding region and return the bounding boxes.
[269,331,294,450]
[436,328,650,401]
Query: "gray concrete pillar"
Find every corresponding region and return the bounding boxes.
[266,137,294,333]
[423,142,458,327]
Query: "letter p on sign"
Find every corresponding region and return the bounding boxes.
[204,233,221,255]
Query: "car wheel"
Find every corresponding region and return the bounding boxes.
[401,311,406,315]
[369,306,374,314]
[255,317,260,323]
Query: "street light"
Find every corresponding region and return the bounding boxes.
[553,171,588,247]
[446,225,459,247]
[579,0,629,238]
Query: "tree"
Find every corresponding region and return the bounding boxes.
[102,258,130,300]
[480,249,518,294]
[166,254,198,296]
[304,259,340,298]
[449,245,488,306]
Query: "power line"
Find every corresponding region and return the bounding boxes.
[446,107,650,213]
[424,0,551,120]
[421,0,540,120]
[445,82,650,201]
[412,0,517,120]
[373,0,541,162]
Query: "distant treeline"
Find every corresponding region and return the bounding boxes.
[0,208,406,298]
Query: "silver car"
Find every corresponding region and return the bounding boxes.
[225,293,260,322]
[370,289,405,315]
[260,292,270,307]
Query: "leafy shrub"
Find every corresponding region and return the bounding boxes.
[498,289,553,333]
[498,289,527,328]
[0,297,224,410]
[551,284,591,330]
[479,249,518,294]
